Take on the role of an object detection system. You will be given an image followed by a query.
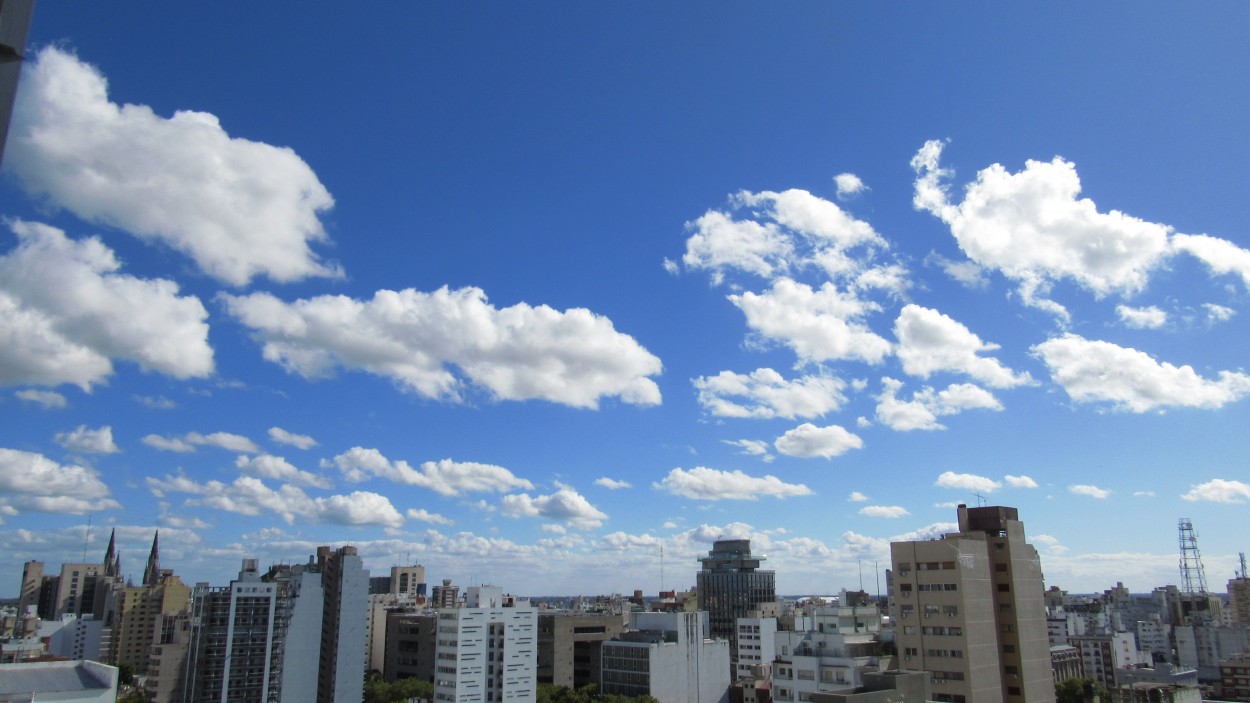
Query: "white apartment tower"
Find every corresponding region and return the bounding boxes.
[600,611,730,703]
[891,504,1054,703]
[434,585,537,703]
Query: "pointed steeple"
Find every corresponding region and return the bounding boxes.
[102,529,119,578]
[142,531,161,586]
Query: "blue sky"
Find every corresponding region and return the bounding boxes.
[3,4,1249,598]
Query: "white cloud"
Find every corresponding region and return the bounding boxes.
[933,501,961,509]
[268,427,317,450]
[141,434,195,453]
[1004,475,1039,489]
[654,467,812,501]
[1204,303,1235,324]
[681,188,887,285]
[893,305,1031,388]
[834,173,866,199]
[0,448,120,514]
[1133,490,1156,497]
[848,491,870,503]
[693,368,846,419]
[54,425,119,454]
[1031,534,1068,556]
[134,395,176,410]
[144,431,258,454]
[500,486,608,529]
[600,532,663,550]
[0,220,212,389]
[1069,484,1111,499]
[681,209,792,283]
[875,378,1002,431]
[594,477,632,490]
[1180,479,1250,504]
[235,454,332,489]
[10,47,339,286]
[935,471,1001,493]
[723,439,775,462]
[406,508,454,525]
[16,389,67,409]
[859,505,910,518]
[912,141,1173,318]
[1117,305,1167,330]
[774,422,863,459]
[326,447,534,496]
[926,252,988,288]
[730,279,892,364]
[146,473,403,527]
[223,286,661,409]
[1171,234,1250,289]
[1033,333,1250,412]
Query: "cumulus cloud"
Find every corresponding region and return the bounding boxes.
[926,252,988,288]
[859,505,909,518]
[1069,484,1111,499]
[10,47,339,286]
[893,305,1032,388]
[0,448,120,514]
[1004,475,1039,489]
[730,279,891,364]
[594,477,632,490]
[268,427,317,450]
[134,395,176,410]
[500,485,608,529]
[406,508,454,525]
[235,454,331,489]
[773,422,863,459]
[654,467,812,501]
[0,220,212,389]
[223,286,661,409]
[1180,479,1250,504]
[911,140,1172,319]
[1032,334,1250,412]
[1204,304,1235,324]
[692,368,845,419]
[875,377,1002,431]
[935,471,1001,493]
[681,210,792,283]
[16,389,67,408]
[326,447,534,496]
[723,439,774,462]
[144,431,258,453]
[54,425,119,454]
[848,491,870,503]
[913,140,1250,320]
[834,173,867,199]
[146,472,402,527]
[1117,305,1167,330]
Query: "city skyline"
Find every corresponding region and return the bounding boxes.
[3,5,1250,597]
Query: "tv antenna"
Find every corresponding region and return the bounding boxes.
[82,515,92,562]
[972,493,987,507]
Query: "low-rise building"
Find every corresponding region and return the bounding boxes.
[600,610,730,703]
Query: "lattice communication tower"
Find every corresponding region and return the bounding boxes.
[1178,517,1208,595]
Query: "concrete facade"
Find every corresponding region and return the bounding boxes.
[600,611,730,703]
[536,612,626,689]
[697,539,776,671]
[433,591,538,703]
[891,504,1054,703]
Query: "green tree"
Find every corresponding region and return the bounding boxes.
[1056,677,1108,703]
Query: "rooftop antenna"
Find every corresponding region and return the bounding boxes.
[1239,552,1247,580]
[1178,518,1208,595]
[660,544,665,593]
[82,515,92,562]
[858,559,864,591]
[972,492,987,507]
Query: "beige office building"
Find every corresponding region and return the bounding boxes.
[891,505,1054,703]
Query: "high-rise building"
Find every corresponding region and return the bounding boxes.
[391,565,427,597]
[53,562,101,620]
[433,585,537,703]
[16,560,43,621]
[696,539,775,666]
[433,579,460,608]
[890,504,1054,703]
[536,612,627,689]
[180,547,368,703]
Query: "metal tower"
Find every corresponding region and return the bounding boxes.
[1178,518,1208,595]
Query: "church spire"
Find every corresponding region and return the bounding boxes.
[102,528,119,578]
[142,531,161,586]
